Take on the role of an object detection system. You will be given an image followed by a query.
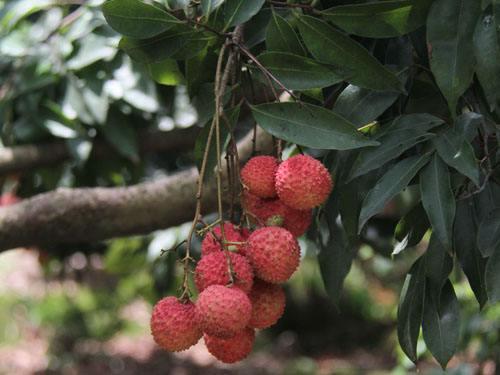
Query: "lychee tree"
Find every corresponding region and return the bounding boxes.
[0,0,498,369]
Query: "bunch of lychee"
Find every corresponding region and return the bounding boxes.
[150,154,332,363]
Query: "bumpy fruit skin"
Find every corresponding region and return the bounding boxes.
[196,285,252,338]
[248,280,286,329]
[241,156,279,198]
[243,192,311,237]
[150,297,202,352]
[204,327,255,363]
[275,154,333,210]
[195,252,254,293]
[201,222,247,257]
[246,227,300,283]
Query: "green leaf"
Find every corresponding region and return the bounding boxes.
[420,154,456,249]
[397,256,426,362]
[322,0,433,38]
[473,9,500,111]
[251,102,380,150]
[297,15,404,92]
[201,0,225,16]
[256,52,344,90]
[476,208,500,257]
[427,0,481,115]
[266,11,306,56]
[223,0,265,30]
[102,111,139,162]
[422,280,460,369]
[486,246,500,303]
[333,85,400,127]
[66,138,93,166]
[119,25,210,63]
[359,154,430,232]
[350,114,443,179]
[454,199,488,308]
[394,203,430,254]
[102,0,180,39]
[424,234,454,300]
[148,59,184,86]
[433,128,480,186]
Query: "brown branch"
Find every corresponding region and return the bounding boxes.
[0,127,200,176]
[0,128,273,252]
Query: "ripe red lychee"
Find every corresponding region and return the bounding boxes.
[201,222,247,257]
[196,285,252,338]
[246,227,300,284]
[243,192,312,237]
[0,192,20,206]
[241,156,279,198]
[275,154,333,210]
[195,252,254,294]
[150,297,202,352]
[204,327,255,363]
[248,280,286,329]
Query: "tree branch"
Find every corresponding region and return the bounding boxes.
[0,128,273,252]
[0,127,200,176]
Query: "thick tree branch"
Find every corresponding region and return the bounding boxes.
[0,127,200,176]
[0,128,272,252]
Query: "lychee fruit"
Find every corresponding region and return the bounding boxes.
[150,297,202,352]
[201,222,247,257]
[196,285,252,338]
[248,280,286,329]
[204,327,255,363]
[243,192,312,237]
[241,156,279,198]
[246,227,300,284]
[195,252,254,293]
[275,154,333,210]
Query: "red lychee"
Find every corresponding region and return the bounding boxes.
[150,297,202,352]
[204,327,255,363]
[243,192,312,237]
[246,227,300,284]
[201,222,247,257]
[195,285,252,338]
[275,154,333,210]
[241,156,279,198]
[195,252,254,294]
[248,280,286,329]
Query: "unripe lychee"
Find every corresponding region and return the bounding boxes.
[243,192,312,237]
[248,280,286,329]
[275,154,333,210]
[204,327,255,363]
[195,252,254,293]
[246,227,300,283]
[196,285,252,338]
[201,222,247,257]
[150,297,202,352]
[241,156,279,198]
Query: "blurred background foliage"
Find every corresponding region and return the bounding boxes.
[0,0,498,374]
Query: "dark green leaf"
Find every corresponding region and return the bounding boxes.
[427,0,481,115]
[148,59,184,86]
[456,112,482,142]
[394,203,430,254]
[424,234,454,300]
[266,11,306,56]
[322,0,433,38]
[485,246,500,303]
[201,0,225,16]
[397,256,426,362]
[422,280,460,369]
[256,52,344,90]
[420,154,456,249]
[102,112,139,162]
[359,154,430,232]
[333,85,400,127]
[223,0,265,29]
[297,15,404,92]
[433,127,480,186]
[102,0,180,39]
[473,9,500,111]
[454,199,488,307]
[476,208,500,257]
[251,102,379,150]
